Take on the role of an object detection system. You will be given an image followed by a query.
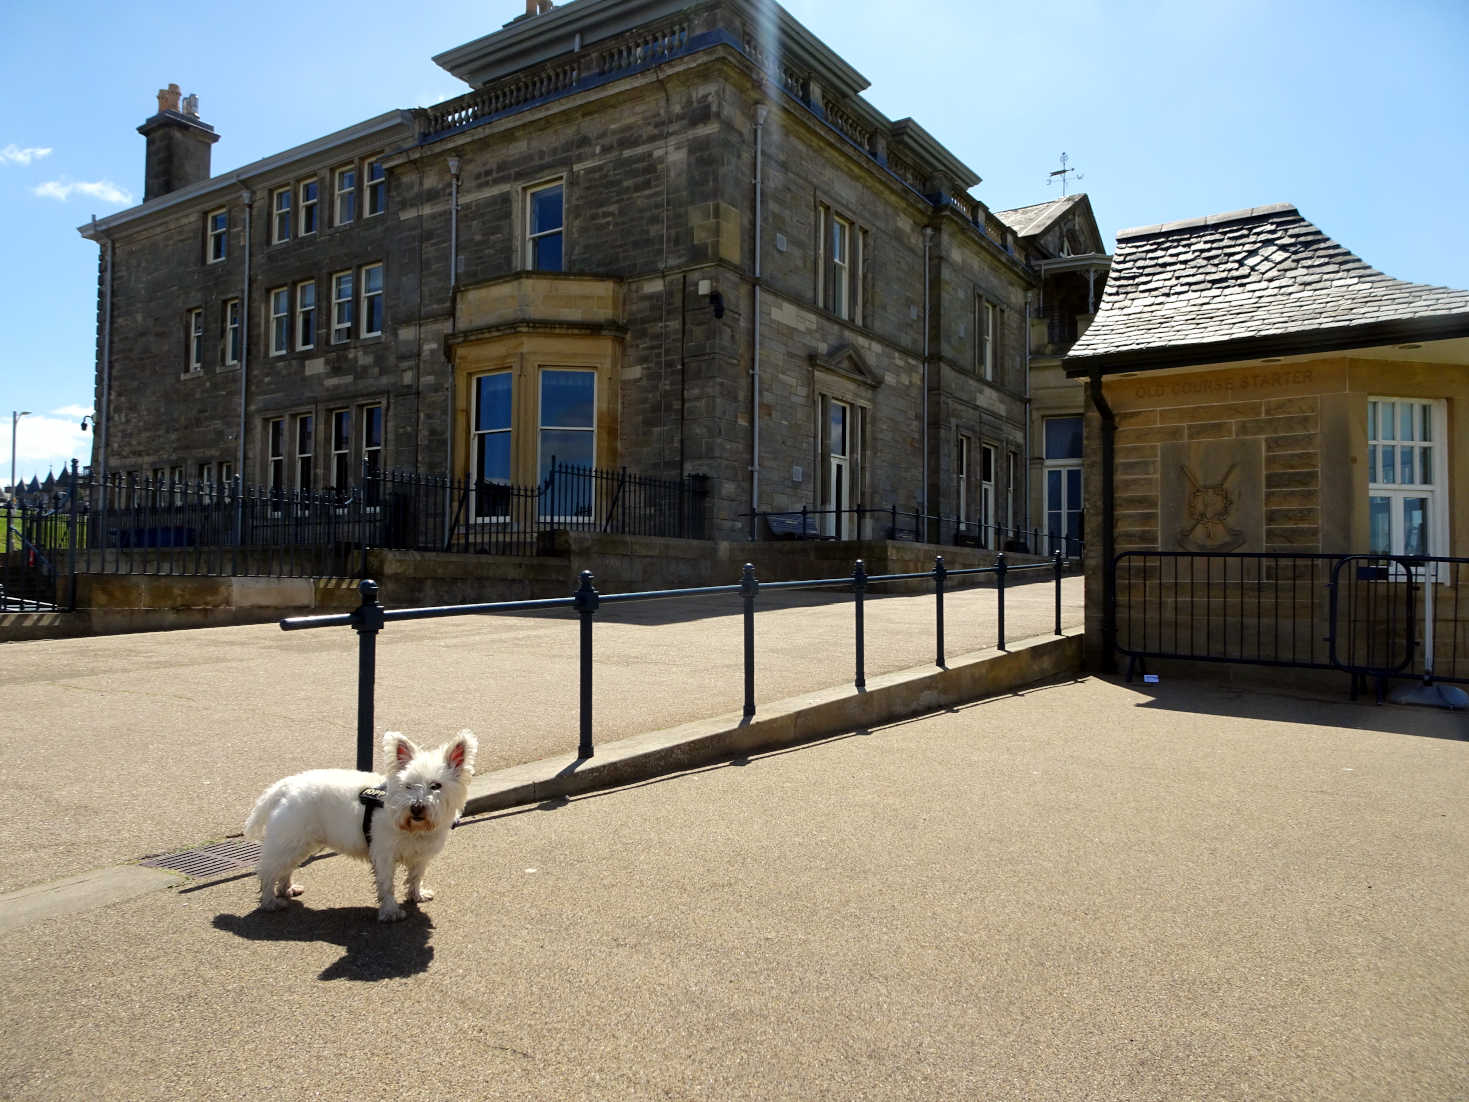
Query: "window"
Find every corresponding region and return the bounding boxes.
[1368,397,1446,557]
[1044,416,1084,554]
[331,272,354,344]
[365,159,386,217]
[334,165,357,226]
[472,373,512,521]
[296,281,316,350]
[360,263,384,337]
[267,419,285,493]
[269,288,290,356]
[331,409,352,490]
[1007,450,1018,533]
[295,414,314,492]
[222,298,241,366]
[527,182,564,271]
[299,179,319,236]
[817,204,864,323]
[979,298,996,380]
[206,208,228,263]
[186,308,204,371]
[538,369,596,483]
[271,187,292,244]
[361,404,383,477]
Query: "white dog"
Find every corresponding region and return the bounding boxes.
[244,730,478,922]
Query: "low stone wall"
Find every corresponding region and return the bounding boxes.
[0,535,1053,640]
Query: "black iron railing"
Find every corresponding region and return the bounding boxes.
[751,503,1082,557]
[65,460,708,580]
[281,552,1078,770]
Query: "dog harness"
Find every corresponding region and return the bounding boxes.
[359,786,386,843]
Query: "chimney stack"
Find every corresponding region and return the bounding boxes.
[137,82,219,202]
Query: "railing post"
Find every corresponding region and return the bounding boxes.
[1054,549,1064,636]
[350,578,385,772]
[934,554,947,668]
[741,562,758,717]
[574,570,600,759]
[995,551,1008,652]
[853,559,867,690]
[67,459,80,611]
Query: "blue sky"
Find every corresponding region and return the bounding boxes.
[2,0,1465,484]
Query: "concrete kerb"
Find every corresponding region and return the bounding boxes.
[462,627,1085,814]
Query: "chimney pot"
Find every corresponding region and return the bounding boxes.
[157,83,181,114]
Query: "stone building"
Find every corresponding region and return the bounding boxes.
[1064,202,1469,673]
[80,0,1098,547]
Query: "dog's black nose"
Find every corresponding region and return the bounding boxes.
[410,803,425,818]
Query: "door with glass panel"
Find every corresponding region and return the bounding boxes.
[825,399,854,539]
[1044,416,1083,554]
[1368,397,1442,558]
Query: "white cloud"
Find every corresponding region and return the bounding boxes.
[51,404,94,420]
[7,413,92,487]
[32,178,133,205]
[1,144,52,166]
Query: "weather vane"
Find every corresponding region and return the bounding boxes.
[1047,152,1083,197]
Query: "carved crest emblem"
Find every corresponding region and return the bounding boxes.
[1177,463,1245,552]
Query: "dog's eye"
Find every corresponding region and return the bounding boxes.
[429,782,441,791]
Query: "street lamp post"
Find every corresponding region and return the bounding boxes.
[10,410,31,502]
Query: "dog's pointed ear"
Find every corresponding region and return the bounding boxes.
[445,729,478,776]
[382,732,420,774]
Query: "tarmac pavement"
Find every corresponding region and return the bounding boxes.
[2,675,1467,1100]
[0,573,1079,893]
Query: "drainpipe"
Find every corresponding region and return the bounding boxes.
[1023,289,1032,537]
[1088,367,1117,672]
[445,157,461,544]
[237,188,252,489]
[921,226,932,523]
[96,227,114,507]
[750,104,767,539]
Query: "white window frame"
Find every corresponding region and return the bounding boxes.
[295,413,314,493]
[817,204,864,324]
[361,403,383,477]
[537,368,598,522]
[980,444,996,548]
[360,263,384,337]
[365,159,386,217]
[271,187,292,244]
[331,271,354,344]
[1367,396,1447,558]
[526,180,564,272]
[979,298,996,380]
[1043,415,1084,556]
[222,298,241,366]
[206,208,228,263]
[956,434,970,531]
[471,371,513,522]
[267,418,285,498]
[269,287,290,356]
[334,165,357,226]
[296,280,316,351]
[187,307,204,372]
[330,409,352,491]
[299,178,319,236]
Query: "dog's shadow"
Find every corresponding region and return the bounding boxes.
[213,903,435,981]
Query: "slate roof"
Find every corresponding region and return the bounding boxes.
[1064,203,1469,375]
[993,194,1085,239]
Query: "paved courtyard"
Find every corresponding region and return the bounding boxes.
[2,675,1466,1100]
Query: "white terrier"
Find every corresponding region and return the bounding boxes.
[244,730,478,922]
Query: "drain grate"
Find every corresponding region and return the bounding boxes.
[140,838,261,878]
